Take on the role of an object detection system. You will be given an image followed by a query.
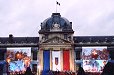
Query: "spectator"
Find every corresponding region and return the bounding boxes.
[101,51,114,75]
[77,63,86,75]
[24,67,34,75]
[0,65,3,75]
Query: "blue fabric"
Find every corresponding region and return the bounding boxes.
[0,61,6,65]
[108,60,114,63]
[43,50,50,71]
[42,70,49,75]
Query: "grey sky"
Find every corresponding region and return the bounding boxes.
[0,0,114,37]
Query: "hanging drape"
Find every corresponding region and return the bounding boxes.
[63,50,70,71]
[43,50,50,71]
[52,51,61,71]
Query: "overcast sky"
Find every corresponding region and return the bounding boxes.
[0,0,114,37]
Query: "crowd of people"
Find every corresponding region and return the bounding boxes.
[40,61,114,75]
[3,53,114,75]
[7,67,35,75]
[4,61,114,75]
[42,70,76,75]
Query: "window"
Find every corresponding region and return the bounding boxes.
[33,52,37,60]
[64,34,67,39]
[45,34,48,40]
[31,47,38,60]
[32,64,37,74]
[76,51,81,60]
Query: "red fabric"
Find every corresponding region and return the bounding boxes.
[63,50,70,71]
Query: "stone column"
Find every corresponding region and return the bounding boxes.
[38,48,43,75]
[50,48,52,70]
[60,48,63,71]
[70,48,75,72]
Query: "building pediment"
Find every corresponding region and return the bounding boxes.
[42,36,71,44]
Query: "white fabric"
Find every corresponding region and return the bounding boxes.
[52,51,61,71]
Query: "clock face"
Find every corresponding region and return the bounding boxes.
[54,23,59,28]
[51,23,62,31]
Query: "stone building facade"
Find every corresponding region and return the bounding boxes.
[0,13,114,75]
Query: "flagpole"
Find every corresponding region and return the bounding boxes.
[56,1,60,13]
[56,1,57,13]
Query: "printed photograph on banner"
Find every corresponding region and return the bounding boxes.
[6,47,31,73]
[83,60,108,72]
[82,47,109,60]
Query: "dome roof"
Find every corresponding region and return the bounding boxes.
[39,13,74,33]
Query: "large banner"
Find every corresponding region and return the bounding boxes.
[82,47,109,72]
[43,50,50,71]
[82,47,109,60]
[52,51,61,71]
[63,50,70,71]
[83,60,107,72]
[7,47,31,73]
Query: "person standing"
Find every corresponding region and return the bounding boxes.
[0,64,3,75]
[24,67,34,75]
[76,63,86,75]
[101,51,114,75]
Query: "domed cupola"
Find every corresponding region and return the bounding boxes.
[39,13,74,34]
